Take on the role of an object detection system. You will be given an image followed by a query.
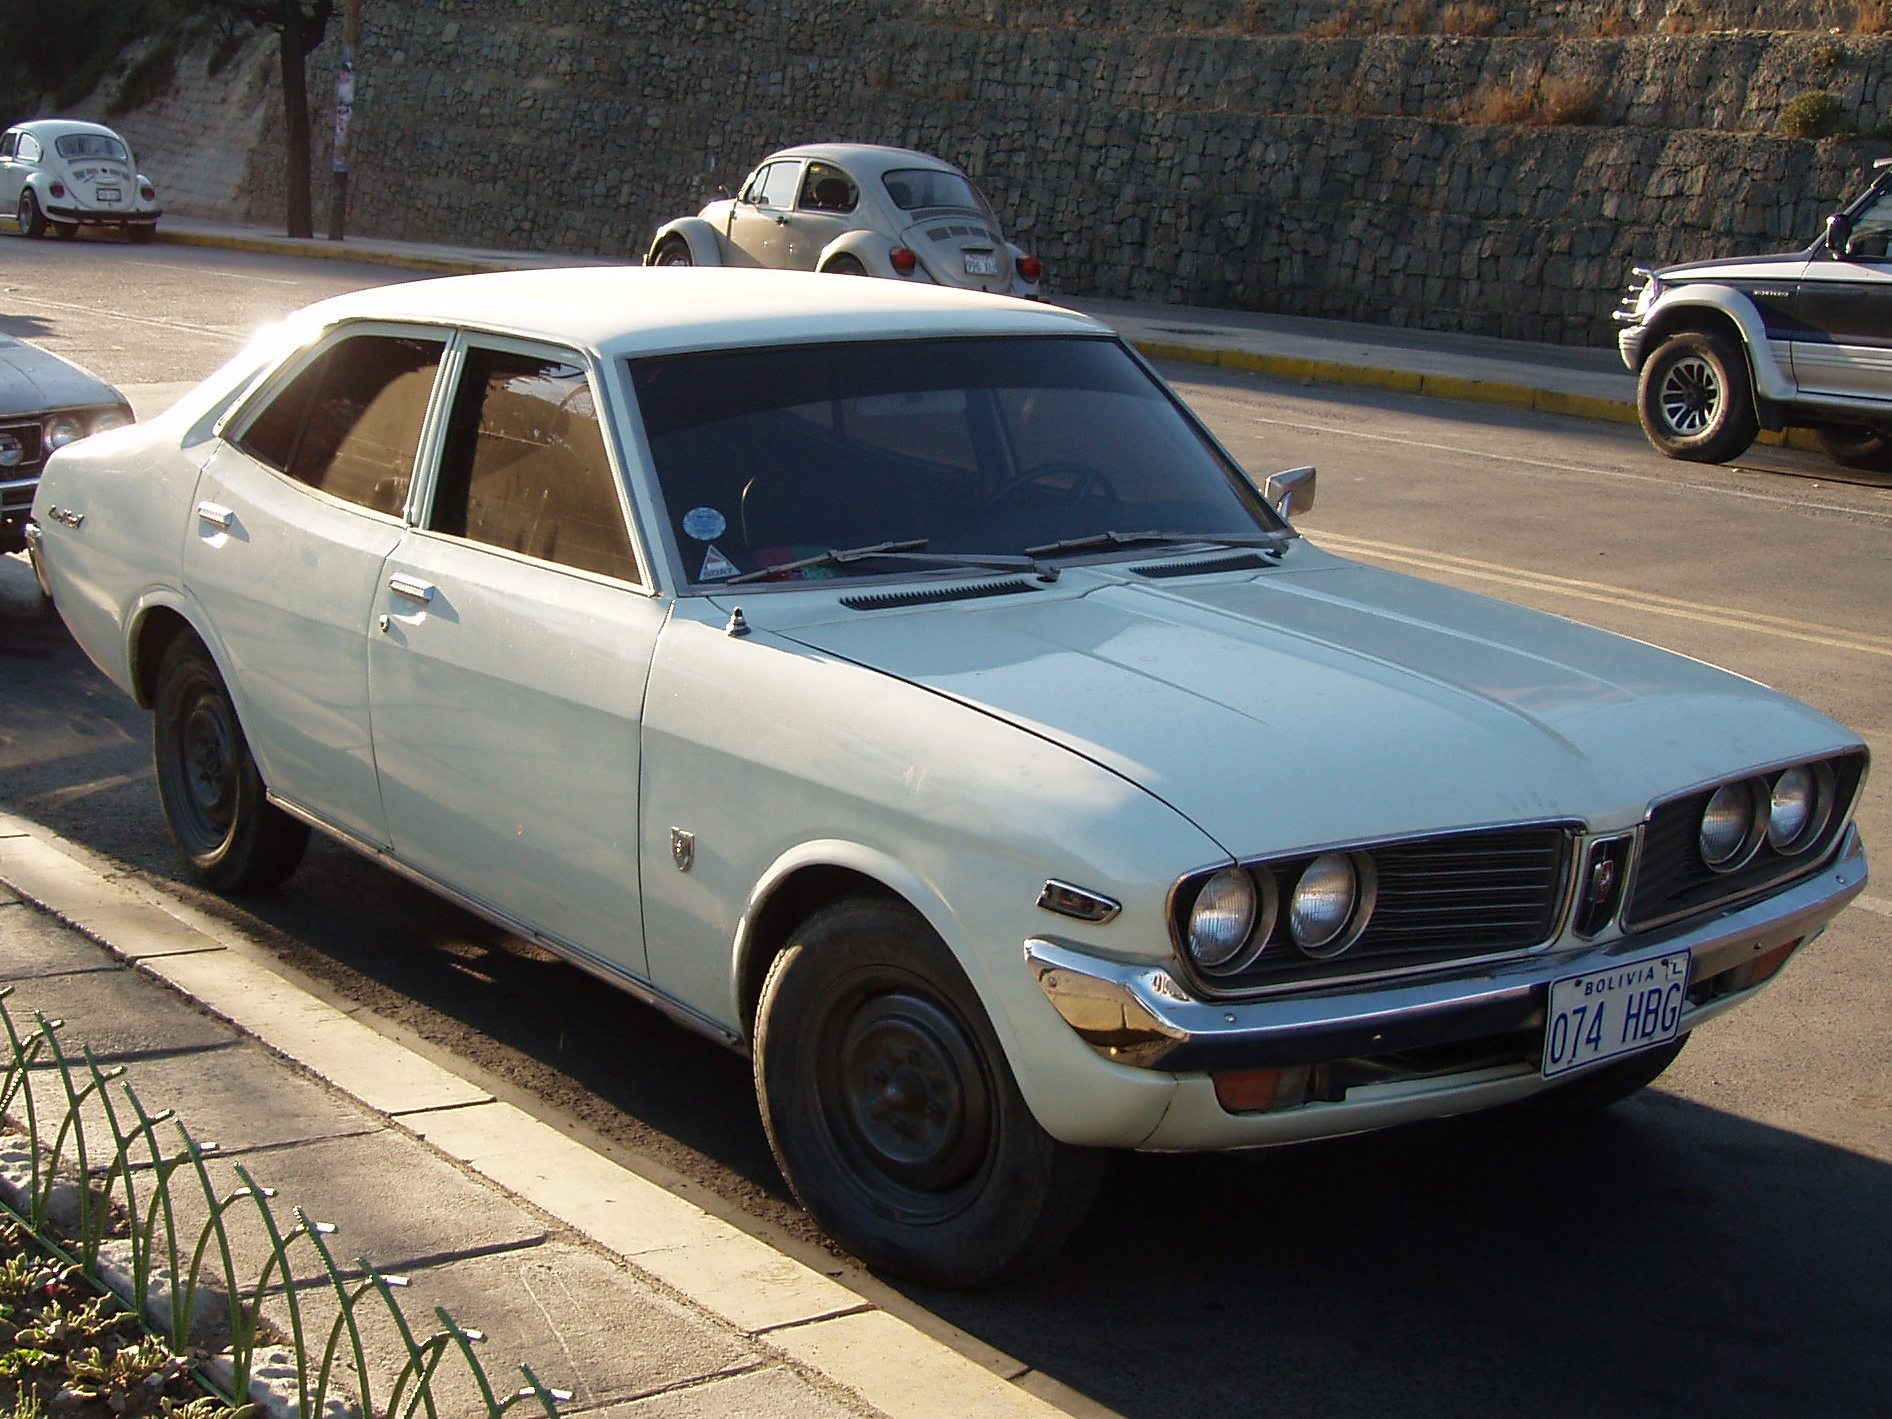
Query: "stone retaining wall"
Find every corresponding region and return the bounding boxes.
[86,2,1892,344]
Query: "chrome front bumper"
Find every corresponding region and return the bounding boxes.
[1027,827,1866,1074]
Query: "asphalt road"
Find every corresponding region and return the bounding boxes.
[3,240,1890,1418]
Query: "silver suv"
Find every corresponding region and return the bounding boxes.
[1617,158,1892,470]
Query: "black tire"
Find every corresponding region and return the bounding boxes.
[16,190,46,239]
[126,222,156,245]
[1527,1033,1690,1116]
[651,235,692,267]
[823,255,868,276]
[753,896,1104,1287]
[1637,330,1758,463]
[1815,424,1892,472]
[50,220,77,240]
[152,636,309,892]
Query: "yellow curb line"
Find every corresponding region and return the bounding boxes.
[156,226,503,275]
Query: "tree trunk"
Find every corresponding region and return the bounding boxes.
[279,13,314,238]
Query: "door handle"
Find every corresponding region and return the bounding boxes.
[388,574,435,603]
[195,501,234,531]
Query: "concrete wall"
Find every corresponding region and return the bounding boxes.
[87,2,1892,344]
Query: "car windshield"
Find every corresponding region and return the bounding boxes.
[880,168,990,214]
[629,335,1284,586]
[54,132,129,163]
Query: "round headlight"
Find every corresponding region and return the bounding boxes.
[1187,868,1259,972]
[90,410,130,435]
[0,433,21,469]
[44,416,84,451]
[1289,853,1360,956]
[1699,780,1762,871]
[1767,764,1831,855]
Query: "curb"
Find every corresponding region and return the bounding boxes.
[0,809,1072,1419]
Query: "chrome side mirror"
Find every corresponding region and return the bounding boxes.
[1263,465,1317,520]
[1825,211,1854,254]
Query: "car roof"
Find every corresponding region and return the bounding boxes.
[289,266,1104,360]
[6,119,127,143]
[760,143,965,176]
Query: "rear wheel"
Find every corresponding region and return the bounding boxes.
[152,637,310,892]
[1815,424,1892,471]
[753,895,1104,1287]
[126,222,156,244]
[50,220,77,240]
[651,235,692,267]
[1637,330,1758,463]
[823,255,868,276]
[16,190,46,238]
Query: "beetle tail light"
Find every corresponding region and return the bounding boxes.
[141,184,155,201]
[49,182,66,199]
[889,246,917,276]
[1016,253,1043,282]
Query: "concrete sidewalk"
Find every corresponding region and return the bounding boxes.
[0,808,1077,1419]
[153,216,1643,431]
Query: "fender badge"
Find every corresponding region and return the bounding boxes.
[670,829,695,873]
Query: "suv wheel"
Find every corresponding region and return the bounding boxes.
[1637,330,1759,464]
[1815,424,1892,472]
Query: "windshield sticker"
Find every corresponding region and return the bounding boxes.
[699,544,740,581]
[682,506,727,542]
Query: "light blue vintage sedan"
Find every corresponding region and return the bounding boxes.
[29,269,1869,1286]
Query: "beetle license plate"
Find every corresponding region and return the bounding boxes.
[96,187,121,203]
[1542,951,1689,1078]
[963,252,999,276]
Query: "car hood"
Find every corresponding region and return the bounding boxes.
[1652,248,1816,284]
[0,335,122,418]
[735,549,1857,855]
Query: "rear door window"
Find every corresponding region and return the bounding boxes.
[235,332,445,516]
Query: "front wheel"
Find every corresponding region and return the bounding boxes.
[753,896,1104,1287]
[16,190,46,239]
[1815,424,1892,472]
[651,235,692,267]
[1637,330,1758,463]
[152,637,310,892]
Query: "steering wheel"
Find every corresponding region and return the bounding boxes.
[980,461,1119,513]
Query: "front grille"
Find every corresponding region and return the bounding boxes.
[1,419,45,476]
[1179,824,1575,994]
[1625,749,1866,930]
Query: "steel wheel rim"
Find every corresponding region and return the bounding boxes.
[818,982,996,1214]
[18,194,32,228]
[1657,354,1722,436]
[176,689,237,845]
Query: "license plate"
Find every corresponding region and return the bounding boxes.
[1542,951,1689,1078]
[963,252,999,277]
[95,187,121,203]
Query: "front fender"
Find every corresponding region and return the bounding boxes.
[1642,284,1795,403]
[645,217,725,267]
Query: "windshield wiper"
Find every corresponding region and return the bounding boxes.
[724,540,1060,586]
[1023,529,1289,559]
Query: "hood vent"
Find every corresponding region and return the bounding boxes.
[1129,551,1277,579]
[841,577,1040,612]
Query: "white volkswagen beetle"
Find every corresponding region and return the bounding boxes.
[647,143,1042,296]
[1,119,161,242]
[29,269,1869,1286]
